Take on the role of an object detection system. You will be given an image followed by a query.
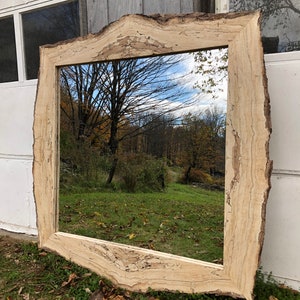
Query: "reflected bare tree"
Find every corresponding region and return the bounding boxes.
[60,55,193,184]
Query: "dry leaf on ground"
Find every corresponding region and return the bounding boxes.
[61,273,78,287]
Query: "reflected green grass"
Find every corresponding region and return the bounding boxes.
[59,183,224,263]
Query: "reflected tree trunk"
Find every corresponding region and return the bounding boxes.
[106,157,119,184]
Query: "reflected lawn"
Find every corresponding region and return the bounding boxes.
[59,183,224,263]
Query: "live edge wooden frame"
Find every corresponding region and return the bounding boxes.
[33,12,271,300]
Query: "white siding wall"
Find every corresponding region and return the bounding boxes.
[0,81,37,234]
[0,0,299,291]
[260,51,300,290]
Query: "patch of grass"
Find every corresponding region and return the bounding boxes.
[253,270,300,300]
[1,237,300,299]
[59,183,224,263]
[0,236,100,299]
[3,182,297,299]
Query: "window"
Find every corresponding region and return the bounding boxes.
[194,0,215,12]
[230,0,300,53]
[0,16,18,83]
[22,1,80,80]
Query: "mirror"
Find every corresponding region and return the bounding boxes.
[33,12,271,299]
[58,49,227,264]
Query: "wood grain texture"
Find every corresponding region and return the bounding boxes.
[41,13,255,66]
[44,232,239,295]
[33,12,271,299]
[224,13,272,296]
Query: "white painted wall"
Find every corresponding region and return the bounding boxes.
[0,81,37,235]
[0,0,37,11]
[260,51,300,290]
[0,0,69,235]
[0,0,300,291]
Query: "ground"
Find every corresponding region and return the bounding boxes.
[1,230,300,300]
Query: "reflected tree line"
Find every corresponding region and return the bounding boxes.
[60,54,226,192]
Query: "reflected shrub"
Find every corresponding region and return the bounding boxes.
[118,153,167,192]
[179,167,224,191]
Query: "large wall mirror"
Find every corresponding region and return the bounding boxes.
[58,48,227,264]
[33,12,271,299]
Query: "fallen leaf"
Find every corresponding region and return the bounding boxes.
[61,273,78,287]
[39,251,48,256]
[84,287,92,294]
[89,289,104,300]
[269,296,278,300]
[96,222,107,228]
[278,283,299,293]
[111,296,125,300]
[18,287,23,295]
[22,294,30,300]
[128,233,136,240]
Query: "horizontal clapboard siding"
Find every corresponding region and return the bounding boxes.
[87,0,195,33]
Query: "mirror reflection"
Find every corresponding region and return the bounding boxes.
[59,49,228,263]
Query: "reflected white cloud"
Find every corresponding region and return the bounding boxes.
[142,49,228,118]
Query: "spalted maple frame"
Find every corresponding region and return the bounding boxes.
[33,12,271,300]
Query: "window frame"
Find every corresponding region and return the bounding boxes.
[0,0,82,84]
[0,15,19,83]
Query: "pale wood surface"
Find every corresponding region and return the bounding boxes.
[224,13,272,296]
[33,54,59,245]
[44,232,240,295]
[33,12,271,299]
[44,13,256,66]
